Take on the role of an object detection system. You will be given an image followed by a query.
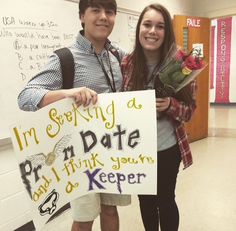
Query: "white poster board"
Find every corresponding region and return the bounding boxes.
[10,90,157,230]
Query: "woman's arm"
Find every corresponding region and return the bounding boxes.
[165,81,197,123]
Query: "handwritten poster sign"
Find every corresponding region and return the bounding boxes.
[10,90,157,230]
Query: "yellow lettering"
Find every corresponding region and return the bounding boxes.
[72,103,89,125]
[65,181,79,193]
[127,97,142,109]
[32,176,52,201]
[23,128,39,146]
[105,100,115,129]
[64,110,73,122]
[51,167,61,182]
[46,108,61,138]
[111,156,121,170]
[13,126,39,151]
[13,127,23,151]
[111,155,154,170]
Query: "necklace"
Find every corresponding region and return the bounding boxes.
[94,50,116,92]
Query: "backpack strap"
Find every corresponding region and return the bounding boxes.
[109,45,121,65]
[54,46,120,90]
[54,48,75,89]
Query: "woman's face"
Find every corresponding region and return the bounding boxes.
[139,9,165,55]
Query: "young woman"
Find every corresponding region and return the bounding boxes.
[121,4,197,231]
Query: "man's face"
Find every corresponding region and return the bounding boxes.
[80,6,116,44]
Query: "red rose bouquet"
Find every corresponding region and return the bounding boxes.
[154,47,206,97]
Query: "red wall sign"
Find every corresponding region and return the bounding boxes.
[215,17,232,103]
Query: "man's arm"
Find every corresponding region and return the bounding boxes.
[38,87,97,108]
[18,54,98,111]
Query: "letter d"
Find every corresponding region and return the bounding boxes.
[80,130,97,153]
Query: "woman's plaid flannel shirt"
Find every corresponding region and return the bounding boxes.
[121,56,197,169]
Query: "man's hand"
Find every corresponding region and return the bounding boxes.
[39,87,98,108]
[65,87,98,107]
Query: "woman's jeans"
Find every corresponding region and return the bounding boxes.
[138,144,181,231]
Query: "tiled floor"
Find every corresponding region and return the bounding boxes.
[42,105,236,231]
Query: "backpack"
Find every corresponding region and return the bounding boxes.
[54,46,121,89]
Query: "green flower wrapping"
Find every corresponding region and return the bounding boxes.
[155,47,206,98]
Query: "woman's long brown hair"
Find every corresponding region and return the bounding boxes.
[128,4,194,104]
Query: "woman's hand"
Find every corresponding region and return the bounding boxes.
[64,87,98,107]
[156,97,170,112]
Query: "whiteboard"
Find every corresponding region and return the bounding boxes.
[110,10,139,52]
[0,0,139,140]
[0,0,80,140]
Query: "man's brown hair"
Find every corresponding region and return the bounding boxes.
[79,0,117,16]
[79,0,117,28]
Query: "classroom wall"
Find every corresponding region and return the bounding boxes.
[67,0,194,16]
[0,0,235,230]
[191,0,236,18]
[117,0,193,16]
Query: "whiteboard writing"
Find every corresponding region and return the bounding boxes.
[0,0,80,139]
[1,16,75,85]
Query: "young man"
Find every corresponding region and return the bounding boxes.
[17,0,131,231]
